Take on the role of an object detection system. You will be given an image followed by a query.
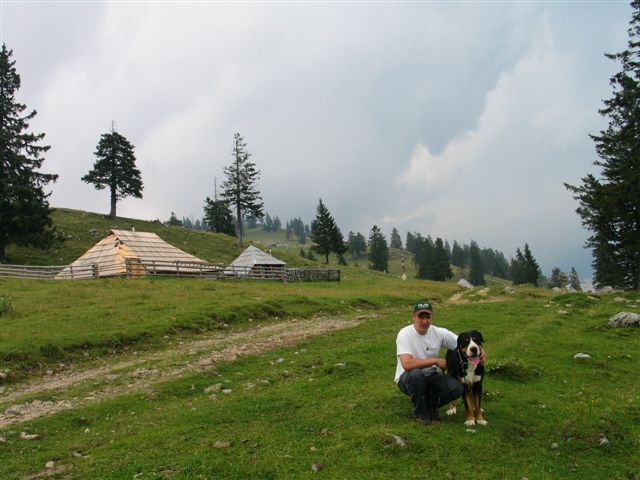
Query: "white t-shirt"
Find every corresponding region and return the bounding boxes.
[394,324,458,383]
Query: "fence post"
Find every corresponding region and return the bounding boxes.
[92,264,99,279]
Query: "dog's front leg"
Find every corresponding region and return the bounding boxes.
[473,383,487,426]
[464,391,476,426]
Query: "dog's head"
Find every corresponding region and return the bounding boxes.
[457,330,485,361]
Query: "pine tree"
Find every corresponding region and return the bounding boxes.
[0,44,58,262]
[309,199,346,264]
[468,240,485,286]
[166,211,182,226]
[220,133,264,247]
[414,236,434,279]
[565,2,640,289]
[550,267,568,288]
[368,225,389,272]
[347,231,367,257]
[292,217,307,244]
[82,126,142,219]
[569,267,582,291]
[431,238,453,281]
[511,244,541,286]
[451,241,466,270]
[511,248,526,285]
[522,244,541,286]
[405,232,416,254]
[245,214,258,229]
[390,228,403,249]
[263,213,274,232]
[203,198,235,235]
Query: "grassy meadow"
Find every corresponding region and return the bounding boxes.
[1,209,639,479]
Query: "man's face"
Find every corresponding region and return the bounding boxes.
[412,310,432,335]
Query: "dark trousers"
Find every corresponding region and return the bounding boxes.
[397,369,464,416]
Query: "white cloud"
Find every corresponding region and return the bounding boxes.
[393,14,609,274]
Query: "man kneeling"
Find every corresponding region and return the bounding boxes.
[394,299,464,425]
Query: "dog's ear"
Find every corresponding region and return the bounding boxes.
[457,332,470,349]
[471,330,485,344]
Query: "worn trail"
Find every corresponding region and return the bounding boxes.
[0,316,369,428]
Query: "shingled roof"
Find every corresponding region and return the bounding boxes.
[227,245,286,269]
[56,229,209,279]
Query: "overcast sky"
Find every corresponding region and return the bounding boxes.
[1,1,631,279]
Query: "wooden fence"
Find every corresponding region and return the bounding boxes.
[0,261,340,282]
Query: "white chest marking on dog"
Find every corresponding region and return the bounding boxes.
[463,362,481,385]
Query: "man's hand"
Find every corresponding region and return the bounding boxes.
[435,358,447,370]
[479,348,487,365]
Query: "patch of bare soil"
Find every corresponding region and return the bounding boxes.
[0,315,373,428]
[446,291,512,305]
[446,292,468,304]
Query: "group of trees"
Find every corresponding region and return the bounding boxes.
[286,217,309,244]
[262,213,282,233]
[510,244,542,286]
[549,267,582,291]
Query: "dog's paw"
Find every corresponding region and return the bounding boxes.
[464,419,475,426]
[476,419,488,426]
[446,406,457,416]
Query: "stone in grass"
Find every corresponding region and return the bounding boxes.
[574,353,592,359]
[0,435,6,444]
[204,383,222,394]
[213,440,230,449]
[311,462,324,473]
[551,442,559,449]
[388,434,407,447]
[609,312,640,328]
[20,432,39,440]
[45,461,55,469]
[599,434,610,446]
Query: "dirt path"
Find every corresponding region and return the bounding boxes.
[0,315,371,428]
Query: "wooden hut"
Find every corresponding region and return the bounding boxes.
[224,245,286,279]
[56,230,211,279]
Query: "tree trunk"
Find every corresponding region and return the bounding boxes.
[109,186,117,219]
[325,253,329,264]
[236,203,243,247]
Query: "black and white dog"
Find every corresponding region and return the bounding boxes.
[445,330,487,426]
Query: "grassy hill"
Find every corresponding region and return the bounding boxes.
[2,209,638,478]
[4,209,314,268]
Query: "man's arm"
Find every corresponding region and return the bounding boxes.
[399,354,446,371]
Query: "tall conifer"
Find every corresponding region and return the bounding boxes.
[566,1,640,289]
[0,44,58,261]
[309,199,346,264]
[220,133,264,247]
[82,127,142,219]
[368,225,389,272]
